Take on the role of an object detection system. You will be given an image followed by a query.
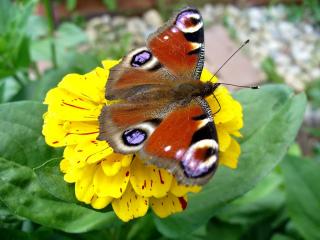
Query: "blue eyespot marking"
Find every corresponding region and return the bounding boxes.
[131,50,152,67]
[122,129,147,146]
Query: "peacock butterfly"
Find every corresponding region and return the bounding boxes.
[98,7,222,186]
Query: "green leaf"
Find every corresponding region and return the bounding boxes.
[216,170,285,226]
[34,158,77,203]
[66,0,77,11]
[281,156,320,240]
[0,157,120,233]
[261,57,285,83]
[0,228,32,240]
[205,220,243,240]
[0,101,61,167]
[56,23,87,49]
[271,234,295,240]
[102,0,117,11]
[155,85,306,238]
[14,36,31,68]
[16,68,69,101]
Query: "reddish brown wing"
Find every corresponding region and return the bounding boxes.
[147,7,204,80]
[106,7,205,101]
[98,100,180,154]
[140,98,219,186]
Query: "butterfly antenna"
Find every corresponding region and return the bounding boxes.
[210,39,250,80]
[219,83,259,89]
[209,39,259,90]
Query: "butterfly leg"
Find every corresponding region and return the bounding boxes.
[211,93,221,115]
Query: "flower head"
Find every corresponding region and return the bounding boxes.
[42,60,243,222]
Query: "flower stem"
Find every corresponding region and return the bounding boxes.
[43,0,57,68]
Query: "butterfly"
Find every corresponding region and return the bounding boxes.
[98,7,222,186]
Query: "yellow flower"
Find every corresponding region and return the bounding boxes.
[42,60,243,222]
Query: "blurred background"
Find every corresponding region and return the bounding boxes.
[0,0,319,239]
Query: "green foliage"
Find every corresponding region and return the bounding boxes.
[305,79,320,108]
[282,156,320,240]
[261,57,285,83]
[286,0,320,24]
[102,0,118,11]
[0,0,35,84]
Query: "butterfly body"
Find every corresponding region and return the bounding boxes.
[98,7,220,186]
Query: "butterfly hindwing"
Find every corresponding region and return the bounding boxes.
[141,98,218,186]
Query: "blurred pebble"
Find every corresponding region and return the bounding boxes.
[143,9,163,29]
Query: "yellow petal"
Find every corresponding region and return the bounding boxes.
[101,153,133,177]
[102,59,121,71]
[220,138,241,168]
[75,164,97,203]
[170,178,201,197]
[64,140,113,167]
[58,73,103,103]
[220,112,243,134]
[130,156,172,198]
[216,125,232,152]
[112,184,149,222]
[207,94,235,124]
[65,132,99,146]
[91,194,112,209]
[42,113,67,147]
[200,68,218,83]
[93,165,130,198]
[84,67,109,92]
[45,88,102,121]
[61,158,86,183]
[60,158,71,173]
[150,193,188,218]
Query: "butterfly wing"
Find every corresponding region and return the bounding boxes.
[98,97,218,186]
[98,100,179,154]
[141,97,218,186]
[147,7,205,79]
[106,7,205,101]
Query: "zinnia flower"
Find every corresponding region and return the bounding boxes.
[42,60,242,222]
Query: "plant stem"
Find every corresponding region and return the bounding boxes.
[43,0,57,68]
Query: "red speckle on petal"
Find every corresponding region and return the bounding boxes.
[150,180,153,187]
[62,101,89,110]
[178,197,187,210]
[120,188,122,193]
[158,170,164,184]
[144,200,148,205]
[126,171,129,177]
[52,141,59,144]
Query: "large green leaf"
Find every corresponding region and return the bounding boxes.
[0,158,120,233]
[281,156,320,240]
[216,170,285,226]
[0,101,61,167]
[155,85,306,238]
[34,158,77,203]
